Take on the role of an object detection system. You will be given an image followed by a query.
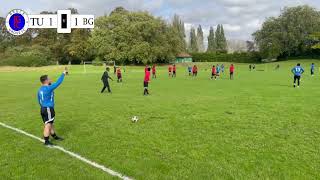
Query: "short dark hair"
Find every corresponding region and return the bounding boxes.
[147,67,151,71]
[297,63,301,66]
[106,67,110,71]
[40,75,48,83]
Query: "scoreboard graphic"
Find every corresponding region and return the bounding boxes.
[6,9,94,35]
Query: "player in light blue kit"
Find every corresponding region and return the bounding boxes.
[38,71,67,146]
[291,63,304,88]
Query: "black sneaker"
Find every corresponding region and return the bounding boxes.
[44,141,54,146]
[53,136,64,141]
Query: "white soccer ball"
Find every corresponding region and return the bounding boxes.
[131,116,139,123]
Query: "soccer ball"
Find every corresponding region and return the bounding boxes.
[131,116,139,123]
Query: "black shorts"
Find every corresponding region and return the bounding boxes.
[117,74,122,79]
[311,70,314,75]
[230,72,234,75]
[212,73,216,76]
[144,81,148,88]
[173,71,176,74]
[41,107,55,124]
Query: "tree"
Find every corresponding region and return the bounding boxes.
[197,25,204,52]
[90,7,181,64]
[189,27,198,52]
[172,14,187,51]
[220,25,227,52]
[246,41,256,52]
[215,24,227,53]
[311,32,320,49]
[207,26,216,53]
[254,5,320,59]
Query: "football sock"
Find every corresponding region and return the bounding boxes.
[44,136,49,143]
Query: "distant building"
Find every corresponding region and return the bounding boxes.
[176,53,192,63]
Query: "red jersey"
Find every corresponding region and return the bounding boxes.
[173,66,176,71]
[117,69,121,75]
[145,66,149,73]
[212,67,216,74]
[192,66,198,72]
[168,66,172,72]
[152,66,156,73]
[230,66,234,73]
[144,71,150,82]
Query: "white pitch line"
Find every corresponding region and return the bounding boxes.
[0,122,133,180]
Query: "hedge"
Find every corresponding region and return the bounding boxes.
[190,52,262,63]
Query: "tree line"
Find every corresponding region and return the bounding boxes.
[0,5,320,66]
[253,5,320,60]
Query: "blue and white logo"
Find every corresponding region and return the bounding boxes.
[6,9,29,35]
[5,9,94,36]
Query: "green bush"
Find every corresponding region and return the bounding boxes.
[0,55,52,67]
[190,52,261,63]
[0,45,54,67]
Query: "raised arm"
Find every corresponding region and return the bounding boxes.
[48,73,65,91]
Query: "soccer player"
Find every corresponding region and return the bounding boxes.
[65,67,69,75]
[221,64,225,73]
[188,66,192,76]
[291,63,305,88]
[152,65,156,79]
[216,64,221,79]
[113,65,117,74]
[311,63,315,76]
[230,64,235,80]
[168,65,172,77]
[145,65,149,73]
[192,65,198,77]
[117,67,122,83]
[101,67,113,93]
[249,64,252,71]
[172,64,177,77]
[211,65,217,80]
[144,67,151,95]
[38,71,67,146]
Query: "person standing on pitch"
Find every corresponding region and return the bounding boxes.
[38,71,67,146]
[188,66,192,76]
[291,63,304,88]
[117,67,122,83]
[192,65,198,77]
[230,64,235,80]
[211,65,217,80]
[216,64,221,79]
[101,67,113,93]
[311,63,315,76]
[144,67,151,95]
[152,65,156,79]
[168,65,172,77]
[221,64,225,73]
[172,64,177,78]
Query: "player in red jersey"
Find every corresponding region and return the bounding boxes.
[192,65,198,77]
[211,65,217,80]
[117,68,122,83]
[152,65,156,79]
[230,64,235,80]
[168,65,172,77]
[172,64,177,77]
[144,67,151,95]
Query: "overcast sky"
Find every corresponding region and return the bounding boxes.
[1,0,320,41]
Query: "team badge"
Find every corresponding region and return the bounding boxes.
[5,9,29,36]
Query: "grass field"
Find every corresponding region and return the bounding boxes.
[1,60,320,179]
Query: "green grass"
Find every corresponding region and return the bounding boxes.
[1,60,320,179]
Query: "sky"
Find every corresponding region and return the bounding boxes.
[1,0,320,41]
